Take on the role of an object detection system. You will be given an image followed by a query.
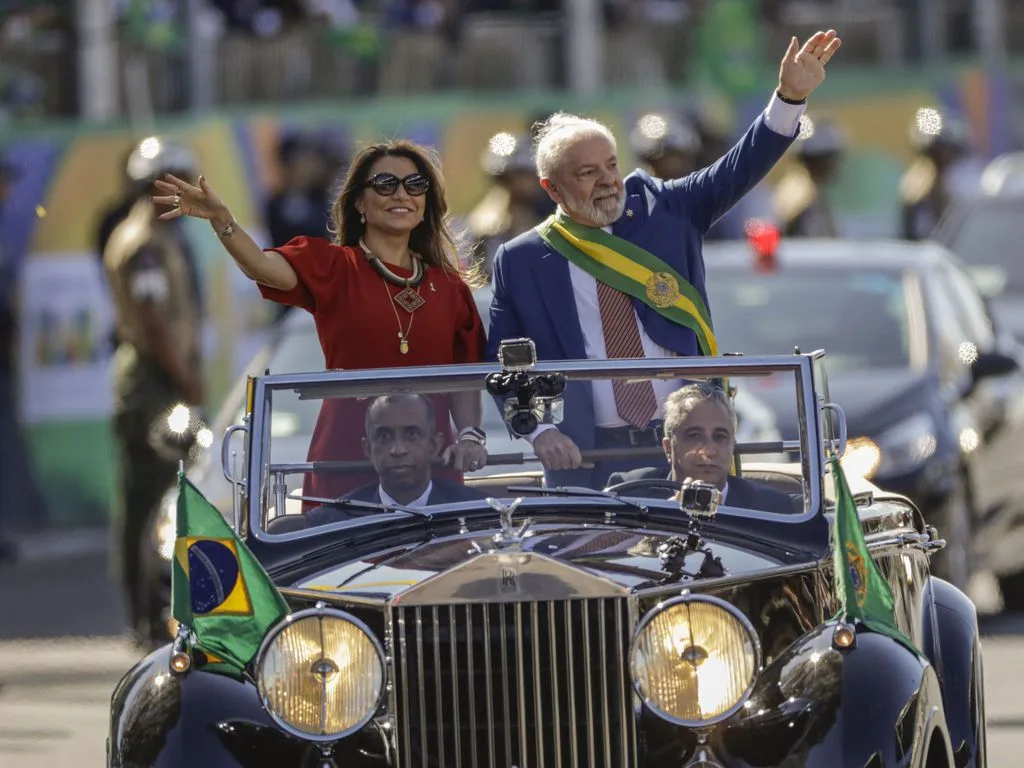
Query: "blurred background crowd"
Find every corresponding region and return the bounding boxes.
[1,0,1024,552]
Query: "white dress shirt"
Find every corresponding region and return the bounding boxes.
[529,93,806,443]
[379,481,432,508]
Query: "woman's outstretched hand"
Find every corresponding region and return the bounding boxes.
[153,173,231,225]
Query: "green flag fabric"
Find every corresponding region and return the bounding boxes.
[830,456,920,656]
[172,472,288,673]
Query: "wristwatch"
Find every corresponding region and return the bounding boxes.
[776,89,807,105]
[457,426,486,446]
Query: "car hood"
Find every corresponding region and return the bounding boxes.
[282,515,828,602]
[744,367,930,440]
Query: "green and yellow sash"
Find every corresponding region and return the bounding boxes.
[535,211,719,356]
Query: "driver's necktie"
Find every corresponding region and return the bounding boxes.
[596,279,658,428]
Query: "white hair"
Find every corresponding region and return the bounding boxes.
[533,112,617,180]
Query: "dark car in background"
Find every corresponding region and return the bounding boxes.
[703,238,1024,604]
[934,151,1024,343]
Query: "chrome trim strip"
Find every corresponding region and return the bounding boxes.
[483,607,496,768]
[549,601,562,768]
[450,606,462,768]
[398,608,411,768]
[432,607,445,768]
[466,604,477,766]
[531,601,545,768]
[599,600,612,768]
[500,605,512,761]
[415,607,427,768]
[516,602,528,767]
[582,601,595,763]
[616,603,629,768]
[565,601,578,768]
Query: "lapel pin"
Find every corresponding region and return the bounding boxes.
[626,209,634,218]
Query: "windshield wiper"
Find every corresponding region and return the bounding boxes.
[286,494,433,520]
[505,485,650,515]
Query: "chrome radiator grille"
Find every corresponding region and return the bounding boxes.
[392,599,637,768]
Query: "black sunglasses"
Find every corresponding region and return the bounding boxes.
[364,172,431,197]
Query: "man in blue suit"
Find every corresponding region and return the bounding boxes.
[486,30,842,489]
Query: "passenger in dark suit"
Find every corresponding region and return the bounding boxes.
[606,382,795,515]
[486,31,842,490]
[306,393,485,527]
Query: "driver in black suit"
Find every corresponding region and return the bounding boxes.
[306,393,485,527]
[606,382,795,514]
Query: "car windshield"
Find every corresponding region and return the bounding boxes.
[941,199,1024,290]
[247,357,827,537]
[706,268,913,372]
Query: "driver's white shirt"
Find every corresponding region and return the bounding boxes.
[379,481,433,508]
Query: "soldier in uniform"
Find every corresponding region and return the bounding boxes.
[465,132,553,279]
[772,116,846,237]
[104,136,205,645]
[629,111,702,182]
[899,112,970,241]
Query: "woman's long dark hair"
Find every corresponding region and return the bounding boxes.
[329,139,484,286]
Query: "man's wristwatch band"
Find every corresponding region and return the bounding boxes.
[776,89,807,105]
[457,426,486,445]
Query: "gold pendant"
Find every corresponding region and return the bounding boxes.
[399,337,409,354]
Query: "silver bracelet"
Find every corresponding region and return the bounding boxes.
[215,219,237,238]
[457,426,486,445]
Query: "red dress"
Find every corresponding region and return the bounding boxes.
[258,236,486,499]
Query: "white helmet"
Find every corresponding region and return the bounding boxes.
[126,136,197,184]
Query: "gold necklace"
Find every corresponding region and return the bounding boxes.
[382,279,418,354]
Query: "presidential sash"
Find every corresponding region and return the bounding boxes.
[535,211,719,356]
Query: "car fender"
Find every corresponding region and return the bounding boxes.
[920,576,987,767]
[107,647,383,768]
[720,622,951,768]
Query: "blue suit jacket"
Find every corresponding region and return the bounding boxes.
[485,113,795,471]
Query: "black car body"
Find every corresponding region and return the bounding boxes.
[108,352,985,768]
[703,238,1024,601]
[141,296,783,647]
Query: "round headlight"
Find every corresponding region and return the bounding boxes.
[257,607,384,741]
[630,594,760,727]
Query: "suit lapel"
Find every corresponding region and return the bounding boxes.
[611,193,647,240]
[532,243,587,358]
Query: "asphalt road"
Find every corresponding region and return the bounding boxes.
[1,534,1023,767]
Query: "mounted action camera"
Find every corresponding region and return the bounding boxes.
[486,339,565,437]
[679,478,722,519]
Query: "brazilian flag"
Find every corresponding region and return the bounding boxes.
[830,456,920,656]
[172,472,289,675]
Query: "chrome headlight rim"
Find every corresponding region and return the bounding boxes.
[629,593,762,729]
[255,605,386,743]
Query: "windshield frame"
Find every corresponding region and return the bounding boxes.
[240,353,832,543]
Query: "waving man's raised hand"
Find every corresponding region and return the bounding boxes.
[778,30,842,103]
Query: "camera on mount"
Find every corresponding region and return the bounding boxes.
[679,478,722,519]
[486,338,566,437]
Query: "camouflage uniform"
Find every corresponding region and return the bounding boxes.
[104,174,202,641]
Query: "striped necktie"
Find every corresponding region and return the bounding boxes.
[596,280,658,428]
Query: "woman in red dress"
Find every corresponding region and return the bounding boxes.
[151,139,488,499]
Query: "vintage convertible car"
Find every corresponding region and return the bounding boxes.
[107,349,987,768]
